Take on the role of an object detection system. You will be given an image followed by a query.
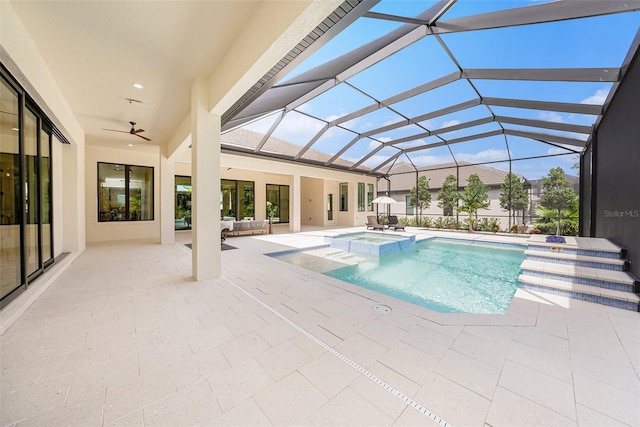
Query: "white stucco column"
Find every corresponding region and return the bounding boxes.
[290,174,301,233]
[160,154,176,244]
[191,78,220,280]
[61,140,85,254]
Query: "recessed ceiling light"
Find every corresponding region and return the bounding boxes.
[12,128,19,131]
[128,144,134,147]
[133,83,143,89]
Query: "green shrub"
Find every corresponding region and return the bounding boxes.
[399,217,416,226]
[477,217,499,232]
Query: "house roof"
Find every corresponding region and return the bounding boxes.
[221,128,355,168]
[380,161,525,192]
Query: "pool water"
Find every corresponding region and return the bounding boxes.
[326,239,525,314]
[273,238,525,314]
[337,233,403,242]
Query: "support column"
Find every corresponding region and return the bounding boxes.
[191,78,220,280]
[290,174,301,232]
[160,154,176,244]
[61,140,85,254]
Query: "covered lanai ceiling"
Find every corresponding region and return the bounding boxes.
[222,0,640,179]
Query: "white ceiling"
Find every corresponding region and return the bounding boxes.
[10,0,264,149]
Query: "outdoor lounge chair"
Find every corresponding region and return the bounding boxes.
[388,215,405,231]
[366,215,384,231]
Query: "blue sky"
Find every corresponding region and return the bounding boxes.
[240,1,640,180]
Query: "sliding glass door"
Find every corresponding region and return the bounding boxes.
[1,67,55,308]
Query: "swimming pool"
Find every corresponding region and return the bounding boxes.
[272,238,526,314]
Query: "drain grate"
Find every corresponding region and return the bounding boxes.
[222,275,450,426]
[373,304,392,314]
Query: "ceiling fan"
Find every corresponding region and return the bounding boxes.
[103,121,151,141]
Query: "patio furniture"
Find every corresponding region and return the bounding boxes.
[388,215,405,231]
[366,215,385,231]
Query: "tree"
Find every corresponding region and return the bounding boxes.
[409,176,431,221]
[457,174,489,231]
[538,167,579,235]
[535,205,579,236]
[499,172,529,228]
[437,174,458,216]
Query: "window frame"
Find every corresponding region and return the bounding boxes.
[367,183,374,211]
[97,162,154,222]
[339,183,349,212]
[266,183,289,223]
[405,195,414,215]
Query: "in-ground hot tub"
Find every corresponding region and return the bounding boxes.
[324,232,415,256]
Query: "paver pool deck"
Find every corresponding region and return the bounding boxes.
[1,227,638,426]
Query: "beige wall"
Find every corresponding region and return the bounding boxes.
[177,150,377,228]
[85,144,161,243]
[84,143,377,243]
[301,177,324,226]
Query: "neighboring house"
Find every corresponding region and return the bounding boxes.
[527,174,579,217]
[378,161,531,228]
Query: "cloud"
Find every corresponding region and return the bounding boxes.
[456,148,509,163]
[442,119,460,128]
[271,112,325,143]
[394,139,426,149]
[581,88,608,105]
[547,147,570,155]
[377,137,392,143]
[547,148,579,162]
[362,154,393,168]
[411,154,455,166]
[369,139,382,150]
[538,111,564,123]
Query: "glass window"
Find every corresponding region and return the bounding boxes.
[220,179,255,221]
[405,195,414,215]
[266,184,289,223]
[98,163,153,222]
[0,76,21,299]
[367,183,374,211]
[339,183,348,211]
[221,179,237,220]
[175,176,191,229]
[357,182,365,212]
[238,181,255,220]
[327,194,334,221]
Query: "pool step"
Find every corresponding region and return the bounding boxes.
[526,235,624,259]
[520,236,638,312]
[523,250,628,271]
[518,274,640,312]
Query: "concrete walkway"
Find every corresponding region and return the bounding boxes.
[1,228,639,426]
